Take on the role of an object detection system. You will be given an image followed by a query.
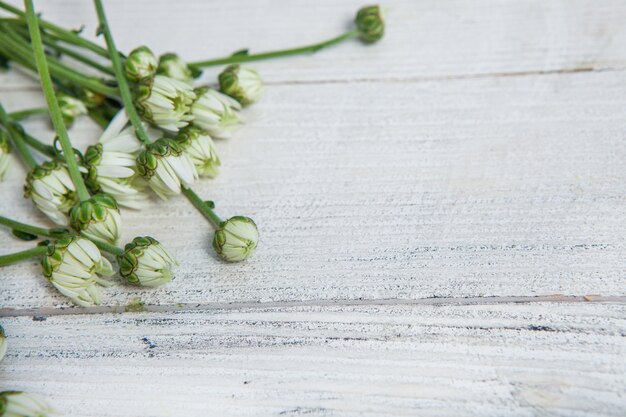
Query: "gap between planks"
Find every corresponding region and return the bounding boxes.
[1,64,625,93]
[1,295,625,318]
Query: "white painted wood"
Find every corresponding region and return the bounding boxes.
[1,67,626,309]
[1,302,624,416]
[2,0,626,87]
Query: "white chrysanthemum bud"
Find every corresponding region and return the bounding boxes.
[117,236,176,287]
[176,127,221,178]
[83,110,147,209]
[135,75,196,132]
[57,92,87,127]
[24,161,78,226]
[213,216,259,262]
[69,194,122,245]
[157,53,193,83]
[191,87,244,139]
[136,138,198,199]
[0,130,12,182]
[124,46,157,82]
[0,325,6,362]
[218,65,263,106]
[41,236,114,307]
[0,391,57,417]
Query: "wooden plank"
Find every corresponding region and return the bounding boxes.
[1,68,626,310]
[0,302,624,416]
[1,0,626,87]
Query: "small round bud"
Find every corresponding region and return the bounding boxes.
[0,324,6,362]
[69,193,122,245]
[157,53,193,83]
[125,46,158,82]
[0,391,57,417]
[57,92,87,127]
[355,5,385,43]
[218,65,264,106]
[213,216,259,262]
[0,130,12,182]
[117,236,176,287]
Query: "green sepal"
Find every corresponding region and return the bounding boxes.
[69,193,119,233]
[136,138,182,180]
[355,5,384,43]
[218,64,249,105]
[11,229,38,241]
[41,235,76,279]
[116,236,158,285]
[0,130,11,153]
[24,160,62,198]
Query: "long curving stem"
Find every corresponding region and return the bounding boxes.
[24,0,91,201]
[189,30,359,69]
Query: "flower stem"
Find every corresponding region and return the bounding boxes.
[0,1,110,58]
[24,0,91,202]
[5,21,115,76]
[181,187,223,228]
[0,103,37,169]
[9,107,48,121]
[90,238,125,256]
[93,0,151,145]
[0,246,47,267]
[189,29,360,69]
[0,215,69,239]
[0,27,118,97]
[19,131,57,158]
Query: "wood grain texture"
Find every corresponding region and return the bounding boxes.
[1,68,626,310]
[1,302,625,416]
[1,0,626,88]
[0,1,625,415]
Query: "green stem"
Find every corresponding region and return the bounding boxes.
[0,215,69,238]
[90,238,124,256]
[189,29,359,69]
[0,28,118,96]
[0,246,47,267]
[0,103,37,169]
[0,1,110,58]
[9,107,48,121]
[24,0,91,201]
[21,131,57,157]
[181,187,223,228]
[93,0,150,145]
[7,22,114,75]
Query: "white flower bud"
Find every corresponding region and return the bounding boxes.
[0,325,6,362]
[69,194,122,245]
[117,236,176,287]
[24,161,78,226]
[135,75,196,132]
[191,87,244,139]
[0,130,12,182]
[57,92,87,127]
[176,127,221,178]
[0,391,57,417]
[218,65,263,106]
[136,138,198,199]
[157,53,193,83]
[83,110,147,209]
[124,46,157,82]
[41,236,114,307]
[213,216,259,262]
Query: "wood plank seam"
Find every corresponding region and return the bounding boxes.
[1,295,625,318]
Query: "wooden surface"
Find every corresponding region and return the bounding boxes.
[0,0,625,415]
